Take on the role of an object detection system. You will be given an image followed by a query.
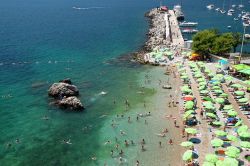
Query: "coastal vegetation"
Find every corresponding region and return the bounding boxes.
[192,29,242,56]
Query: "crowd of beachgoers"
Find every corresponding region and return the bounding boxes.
[175,56,250,165]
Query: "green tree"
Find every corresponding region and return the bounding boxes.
[192,29,218,56]
[232,32,241,53]
[211,33,234,55]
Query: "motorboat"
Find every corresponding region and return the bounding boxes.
[181,28,198,34]
[227,12,233,16]
[239,4,244,8]
[232,4,236,8]
[228,9,235,13]
[227,26,231,29]
[174,5,185,21]
[215,8,220,11]
[206,4,214,10]
[234,17,239,21]
[245,34,250,39]
[179,21,198,27]
[243,20,250,27]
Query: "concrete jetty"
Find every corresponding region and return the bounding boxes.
[166,10,185,48]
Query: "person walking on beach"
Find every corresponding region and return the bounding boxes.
[169,139,173,145]
[128,116,131,123]
[159,141,162,147]
[136,160,140,166]
[141,139,145,145]
[110,150,114,157]
[174,119,177,127]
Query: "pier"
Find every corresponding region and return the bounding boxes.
[165,10,185,47]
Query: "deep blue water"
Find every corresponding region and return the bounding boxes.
[0,0,250,165]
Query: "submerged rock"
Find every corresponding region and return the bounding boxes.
[58,96,84,110]
[48,82,79,97]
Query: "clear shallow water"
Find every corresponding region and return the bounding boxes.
[0,0,250,165]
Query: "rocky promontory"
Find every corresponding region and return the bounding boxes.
[48,79,84,111]
[133,8,170,63]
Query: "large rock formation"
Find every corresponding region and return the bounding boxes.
[48,82,79,97]
[48,79,84,111]
[58,96,84,110]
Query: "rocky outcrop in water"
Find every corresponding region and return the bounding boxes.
[48,82,79,97]
[58,96,84,110]
[48,79,84,111]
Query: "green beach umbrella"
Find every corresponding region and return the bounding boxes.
[240,141,250,148]
[233,64,250,71]
[212,86,221,90]
[208,73,214,77]
[212,82,220,85]
[225,76,233,81]
[219,93,229,98]
[200,90,209,95]
[235,91,245,96]
[203,101,215,110]
[238,131,250,138]
[243,80,250,85]
[238,98,249,103]
[194,74,202,78]
[216,74,224,78]
[199,82,207,86]
[231,83,243,88]
[225,146,240,158]
[203,97,213,102]
[206,113,217,119]
[212,121,223,126]
[180,141,194,147]
[204,69,211,73]
[183,110,195,119]
[185,101,194,110]
[239,68,250,75]
[216,157,238,166]
[199,85,206,90]
[202,162,215,166]
[181,75,189,79]
[214,130,227,137]
[182,150,193,161]
[227,135,238,142]
[211,138,223,147]
[237,125,248,133]
[197,78,205,82]
[227,110,238,117]
[235,120,242,127]
[185,128,198,135]
[215,98,225,104]
[213,90,223,94]
[224,105,233,110]
[205,154,218,163]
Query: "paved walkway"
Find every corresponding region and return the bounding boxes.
[168,10,184,48]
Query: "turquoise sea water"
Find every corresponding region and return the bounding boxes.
[0,0,250,165]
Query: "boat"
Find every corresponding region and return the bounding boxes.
[227,26,232,29]
[206,4,214,10]
[173,5,185,21]
[232,4,236,8]
[179,21,198,27]
[239,4,244,8]
[215,8,220,11]
[245,34,250,39]
[181,28,198,34]
[243,20,250,27]
[234,17,239,21]
[227,12,233,16]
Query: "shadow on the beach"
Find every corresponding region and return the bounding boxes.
[189,138,201,144]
